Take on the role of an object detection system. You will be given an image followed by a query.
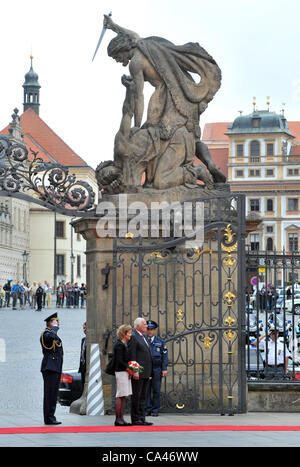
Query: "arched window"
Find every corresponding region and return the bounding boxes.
[250,140,260,156]
[266,237,273,251]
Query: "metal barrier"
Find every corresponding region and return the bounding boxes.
[246,249,300,382]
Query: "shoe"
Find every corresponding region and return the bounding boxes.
[114,421,131,426]
[142,421,153,426]
[151,413,159,417]
[45,421,62,425]
[131,421,144,426]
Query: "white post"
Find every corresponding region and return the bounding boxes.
[86,343,104,416]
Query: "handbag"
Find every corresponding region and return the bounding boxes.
[105,353,115,375]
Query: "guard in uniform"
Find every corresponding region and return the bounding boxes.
[40,312,63,425]
[145,320,168,416]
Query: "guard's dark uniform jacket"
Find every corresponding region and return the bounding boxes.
[146,335,168,415]
[40,327,64,373]
[40,327,63,424]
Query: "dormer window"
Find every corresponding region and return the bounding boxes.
[252,118,260,128]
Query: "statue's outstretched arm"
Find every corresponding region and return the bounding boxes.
[119,75,135,137]
[104,15,140,41]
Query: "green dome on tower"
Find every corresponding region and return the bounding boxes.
[23,55,41,115]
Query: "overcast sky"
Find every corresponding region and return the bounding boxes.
[0,0,299,169]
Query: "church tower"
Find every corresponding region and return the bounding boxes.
[23,55,41,115]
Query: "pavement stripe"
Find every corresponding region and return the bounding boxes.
[2,425,300,434]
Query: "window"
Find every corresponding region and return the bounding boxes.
[252,119,260,128]
[266,237,273,251]
[287,168,299,176]
[250,140,260,156]
[289,272,299,282]
[56,254,65,275]
[266,169,274,177]
[266,226,274,233]
[55,221,65,238]
[288,198,298,212]
[250,234,260,251]
[250,199,260,212]
[236,144,244,157]
[249,169,260,177]
[289,233,298,252]
[266,199,274,212]
[267,143,274,156]
[236,170,244,177]
[77,255,81,278]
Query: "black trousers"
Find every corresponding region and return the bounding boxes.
[42,371,61,423]
[131,378,149,423]
[37,296,43,311]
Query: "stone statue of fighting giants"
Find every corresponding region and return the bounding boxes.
[96,15,226,195]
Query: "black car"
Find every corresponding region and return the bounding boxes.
[245,347,265,380]
[58,370,83,406]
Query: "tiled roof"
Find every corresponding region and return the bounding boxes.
[290,145,300,156]
[0,108,88,167]
[202,122,231,142]
[288,122,300,142]
[194,147,229,178]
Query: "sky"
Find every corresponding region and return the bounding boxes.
[0,0,299,169]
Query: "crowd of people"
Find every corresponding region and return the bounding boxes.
[246,284,279,311]
[0,279,87,310]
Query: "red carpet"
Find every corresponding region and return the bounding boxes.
[1,425,300,434]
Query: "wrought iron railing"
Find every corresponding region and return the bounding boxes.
[246,249,300,382]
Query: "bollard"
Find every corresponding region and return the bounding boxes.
[86,343,104,416]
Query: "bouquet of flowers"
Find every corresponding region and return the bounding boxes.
[127,361,144,375]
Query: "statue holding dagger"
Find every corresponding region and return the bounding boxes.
[93,14,226,193]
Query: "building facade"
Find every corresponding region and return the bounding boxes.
[0,58,97,288]
[202,105,300,283]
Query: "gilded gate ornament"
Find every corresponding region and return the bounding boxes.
[224,329,236,341]
[221,224,238,253]
[224,316,236,327]
[176,308,184,324]
[224,291,236,306]
[193,247,212,258]
[150,251,164,259]
[203,336,213,349]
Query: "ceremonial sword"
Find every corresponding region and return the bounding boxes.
[92,12,112,62]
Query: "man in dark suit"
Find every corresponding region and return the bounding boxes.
[40,312,63,425]
[127,317,153,426]
[78,322,87,392]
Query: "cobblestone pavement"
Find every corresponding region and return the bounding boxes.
[0,304,86,416]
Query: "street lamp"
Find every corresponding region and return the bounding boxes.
[22,250,29,284]
[70,253,75,284]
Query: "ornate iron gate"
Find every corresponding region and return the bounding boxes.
[111,193,246,414]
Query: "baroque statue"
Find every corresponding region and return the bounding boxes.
[96,15,226,195]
